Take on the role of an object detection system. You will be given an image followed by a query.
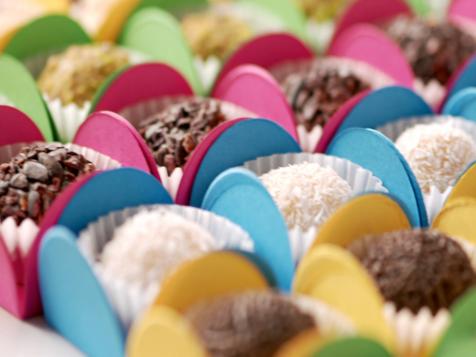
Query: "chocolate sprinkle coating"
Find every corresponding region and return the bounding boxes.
[0,143,96,225]
[348,229,476,314]
[139,98,228,174]
[185,291,316,357]
[386,17,476,86]
[271,60,370,132]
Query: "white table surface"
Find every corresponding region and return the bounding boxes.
[0,309,84,356]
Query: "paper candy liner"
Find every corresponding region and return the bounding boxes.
[77,204,254,329]
[414,78,446,109]
[377,115,476,222]
[119,96,255,199]
[0,94,13,106]
[385,237,476,357]
[243,152,388,263]
[306,20,335,52]
[350,233,476,357]
[384,303,450,357]
[0,142,120,268]
[23,48,146,142]
[194,56,222,92]
[294,294,356,337]
[292,56,394,152]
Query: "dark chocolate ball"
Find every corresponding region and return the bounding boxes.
[184,291,317,357]
[271,60,370,132]
[0,143,96,224]
[139,98,228,175]
[385,17,476,86]
[348,229,476,314]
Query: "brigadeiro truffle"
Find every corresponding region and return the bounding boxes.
[385,17,476,88]
[0,143,96,225]
[270,58,391,149]
[37,43,130,106]
[182,10,253,61]
[395,121,476,193]
[348,229,476,315]
[139,97,243,175]
[100,209,217,290]
[260,162,352,231]
[184,291,318,357]
[296,0,350,23]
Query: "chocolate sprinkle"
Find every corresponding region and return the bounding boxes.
[185,291,316,357]
[0,143,96,224]
[139,98,228,174]
[348,229,476,314]
[271,60,370,132]
[386,17,476,86]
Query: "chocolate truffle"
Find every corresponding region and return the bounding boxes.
[271,60,370,132]
[37,43,130,106]
[395,121,476,193]
[296,0,350,22]
[385,17,476,86]
[348,229,476,314]
[139,98,229,174]
[181,10,253,60]
[260,162,352,231]
[100,209,216,289]
[184,291,317,357]
[0,143,96,225]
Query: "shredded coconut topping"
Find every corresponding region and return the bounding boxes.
[396,121,476,193]
[100,209,217,289]
[260,162,352,231]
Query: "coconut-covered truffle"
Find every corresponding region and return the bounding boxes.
[0,143,95,225]
[184,291,318,357]
[271,60,370,132]
[139,98,231,174]
[395,121,476,193]
[295,0,350,22]
[260,162,352,231]
[100,209,216,288]
[182,10,252,60]
[348,229,476,314]
[385,17,476,86]
[37,43,130,106]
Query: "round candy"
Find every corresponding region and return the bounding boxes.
[260,162,352,231]
[385,17,476,86]
[37,43,130,106]
[348,229,476,314]
[395,121,476,193]
[0,143,95,225]
[100,209,216,289]
[184,291,318,357]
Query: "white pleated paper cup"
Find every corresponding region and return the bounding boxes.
[294,294,356,337]
[0,94,13,106]
[414,78,446,109]
[194,56,222,93]
[377,115,476,221]
[77,204,255,329]
[0,142,120,266]
[384,303,450,357]
[306,20,335,52]
[244,152,388,263]
[376,115,476,142]
[44,96,91,143]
